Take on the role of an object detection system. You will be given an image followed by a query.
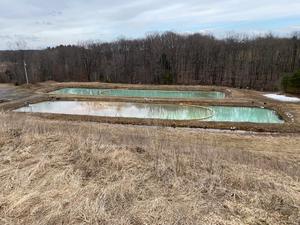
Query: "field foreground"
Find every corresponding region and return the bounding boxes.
[0,112,299,225]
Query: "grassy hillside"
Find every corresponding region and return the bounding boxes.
[0,112,299,224]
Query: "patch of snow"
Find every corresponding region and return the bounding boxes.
[264,93,300,102]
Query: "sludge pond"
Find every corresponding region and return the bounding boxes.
[14,101,284,124]
[52,88,225,99]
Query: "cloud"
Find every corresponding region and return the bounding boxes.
[0,0,299,49]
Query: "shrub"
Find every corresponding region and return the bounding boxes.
[281,70,300,94]
[163,71,173,84]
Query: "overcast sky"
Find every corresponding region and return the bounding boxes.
[0,0,300,49]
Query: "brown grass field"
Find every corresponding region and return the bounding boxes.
[0,83,299,224]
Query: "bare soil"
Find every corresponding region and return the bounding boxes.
[0,84,35,102]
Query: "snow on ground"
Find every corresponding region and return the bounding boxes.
[264,93,300,102]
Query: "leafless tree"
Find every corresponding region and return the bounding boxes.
[1,32,300,90]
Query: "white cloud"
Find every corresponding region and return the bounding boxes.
[0,0,299,49]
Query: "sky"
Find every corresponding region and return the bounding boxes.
[0,0,300,50]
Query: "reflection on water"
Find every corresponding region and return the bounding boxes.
[208,106,283,123]
[52,88,225,99]
[14,101,284,123]
[15,101,213,120]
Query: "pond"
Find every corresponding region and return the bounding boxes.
[14,101,284,124]
[52,88,225,99]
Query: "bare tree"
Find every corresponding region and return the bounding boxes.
[1,32,300,91]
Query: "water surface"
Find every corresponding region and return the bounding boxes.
[52,88,225,99]
[15,101,283,123]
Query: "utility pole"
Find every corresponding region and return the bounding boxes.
[23,60,29,84]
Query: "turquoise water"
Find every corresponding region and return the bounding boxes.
[207,106,283,123]
[52,88,225,99]
[14,101,283,123]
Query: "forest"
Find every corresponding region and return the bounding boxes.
[0,32,300,91]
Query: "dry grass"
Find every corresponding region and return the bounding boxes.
[0,112,299,225]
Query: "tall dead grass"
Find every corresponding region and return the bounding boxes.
[0,112,299,224]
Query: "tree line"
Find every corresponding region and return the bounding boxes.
[0,32,300,91]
